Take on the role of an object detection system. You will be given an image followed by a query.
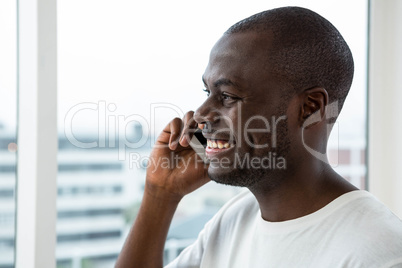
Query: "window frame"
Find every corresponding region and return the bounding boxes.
[367,0,402,218]
[16,0,57,267]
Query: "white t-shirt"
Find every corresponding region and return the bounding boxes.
[165,190,402,268]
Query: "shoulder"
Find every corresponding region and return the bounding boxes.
[358,192,402,247]
[331,190,402,266]
[344,191,402,234]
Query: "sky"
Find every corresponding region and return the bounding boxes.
[0,0,367,143]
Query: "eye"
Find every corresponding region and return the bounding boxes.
[221,92,239,103]
[202,88,210,97]
[222,93,234,100]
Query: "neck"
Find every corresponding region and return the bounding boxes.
[248,159,358,222]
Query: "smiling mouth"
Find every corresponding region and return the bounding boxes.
[206,139,234,149]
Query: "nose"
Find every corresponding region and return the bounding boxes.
[193,99,220,128]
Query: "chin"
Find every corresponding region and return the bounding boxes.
[207,165,266,188]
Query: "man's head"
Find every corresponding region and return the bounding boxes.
[226,7,354,113]
[194,7,354,188]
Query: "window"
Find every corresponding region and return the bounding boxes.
[0,0,371,267]
[55,1,368,267]
[0,1,17,268]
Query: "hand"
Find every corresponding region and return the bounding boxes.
[145,111,210,201]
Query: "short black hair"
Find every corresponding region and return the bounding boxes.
[226,7,354,116]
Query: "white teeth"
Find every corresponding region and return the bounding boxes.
[207,139,231,149]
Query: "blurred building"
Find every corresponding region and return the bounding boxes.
[0,124,149,268]
[0,127,16,268]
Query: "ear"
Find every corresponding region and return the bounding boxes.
[300,87,329,127]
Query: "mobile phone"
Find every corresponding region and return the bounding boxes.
[189,129,208,163]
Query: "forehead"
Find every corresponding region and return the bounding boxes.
[203,32,274,88]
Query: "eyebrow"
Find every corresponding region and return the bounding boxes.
[202,76,240,90]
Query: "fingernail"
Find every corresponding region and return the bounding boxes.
[170,141,177,149]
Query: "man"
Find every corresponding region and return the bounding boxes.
[116,7,402,268]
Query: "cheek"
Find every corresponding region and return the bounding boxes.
[239,111,276,150]
[285,98,301,125]
[280,104,300,143]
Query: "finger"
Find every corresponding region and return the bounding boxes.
[180,111,197,147]
[169,117,183,150]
